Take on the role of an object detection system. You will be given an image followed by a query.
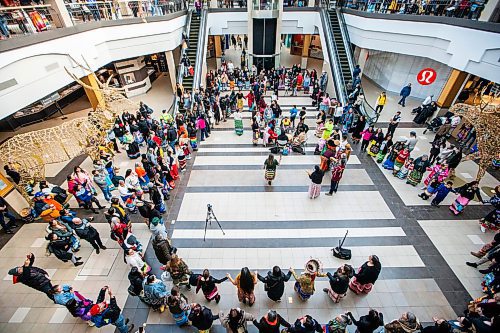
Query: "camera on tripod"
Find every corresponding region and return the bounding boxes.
[204,203,224,241]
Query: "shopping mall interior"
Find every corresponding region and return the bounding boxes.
[0,1,499,333]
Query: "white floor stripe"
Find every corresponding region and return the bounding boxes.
[197,147,316,153]
[176,245,424,269]
[177,191,394,221]
[9,307,30,323]
[187,169,373,187]
[194,155,361,166]
[173,227,405,239]
[49,308,68,324]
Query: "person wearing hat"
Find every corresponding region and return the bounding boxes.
[8,253,54,299]
[290,259,326,301]
[253,310,291,333]
[89,286,134,332]
[0,195,18,234]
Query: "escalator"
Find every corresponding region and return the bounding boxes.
[320,7,376,123]
[181,12,200,93]
[327,9,352,87]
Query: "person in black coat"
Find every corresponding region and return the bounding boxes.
[347,310,384,333]
[46,233,83,267]
[349,255,382,294]
[257,266,292,302]
[70,217,106,254]
[323,264,354,303]
[253,310,291,333]
[288,315,323,333]
[148,183,164,212]
[194,269,228,303]
[8,253,54,299]
[127,267,144,298]
[189,303,219,331]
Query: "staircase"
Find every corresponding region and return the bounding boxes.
[182,13,200,93]
[327,9,352,87]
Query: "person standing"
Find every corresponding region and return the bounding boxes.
[0,195,18,234]
[375,92,387,114]
[194,269,228,303]
[89,286,134,333]
[450,181,484,215]
[8,253,54,299]
[387,111,402,137]
[257,266,292,302]
[326,158,346,196]
[71,217,107,254]
[290,105,298,128]
[398,83,412,107]
[323,264,353,303]
[346,310,384,333]
[405,131,418,152]
[264,154,281,185]
[349,255,382,294]
[307,166,324,199]
[189,303,220,333]
[92,170,112,202]
[253,310,291,333]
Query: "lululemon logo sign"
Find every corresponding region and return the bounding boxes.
[417,68,437,86]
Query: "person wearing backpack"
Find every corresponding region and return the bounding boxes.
[167,125,178,153]
[89,286,134,332]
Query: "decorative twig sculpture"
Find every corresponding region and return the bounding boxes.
[0,64,138,203]
[449,88,500,181]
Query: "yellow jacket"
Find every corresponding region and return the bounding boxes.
[376,94,387,106]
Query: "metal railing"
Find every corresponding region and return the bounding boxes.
[331,0,487,20]
[210,0,247,8]
[252,0,278,10]
[0,5,58,39]
[64,1,187,25]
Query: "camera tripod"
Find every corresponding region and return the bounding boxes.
[204,204,225,241]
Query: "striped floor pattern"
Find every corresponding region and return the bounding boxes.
[145,97,457,328]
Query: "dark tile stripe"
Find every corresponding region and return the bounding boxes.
[184,185,376,193]
[198,143,318,148]
[172,236,410,248]
[172,219,400,229]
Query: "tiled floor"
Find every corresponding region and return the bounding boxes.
[0,65,498,333]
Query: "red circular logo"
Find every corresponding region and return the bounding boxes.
[417,68,437,85]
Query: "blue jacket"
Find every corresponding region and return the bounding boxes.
[400,86,411,97]
[143,280,169,300]
[54,284,78,306]
[290,108,298,117]
[434,184,454,200]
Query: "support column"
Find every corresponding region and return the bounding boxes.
[81,74,105,110]
[274,0,284,68]
[357,48,369,74]
[165,51,177,91]
[45,0,74,28]
[247,6,253,68]
[437,69,469,108]
[479,0,498,22]
[214,35,222,68]
[301,34,311,69]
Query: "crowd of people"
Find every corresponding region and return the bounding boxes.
[0,54,499,333]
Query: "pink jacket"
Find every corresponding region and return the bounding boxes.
[361,129,372,141]
[196,118,206,129]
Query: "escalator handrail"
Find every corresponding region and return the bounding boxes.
[320,8,347,106]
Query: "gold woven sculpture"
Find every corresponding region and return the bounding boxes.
[449,89,500,181]
[0,66,138,203]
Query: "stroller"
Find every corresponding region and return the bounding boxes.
[423,116,447,134]
[269,133,289,154]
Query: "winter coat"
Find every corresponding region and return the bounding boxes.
[354,262,381,285]
[72,220,98,240]
[8,254,52,292]
[142,279,169,305]
[257,270,292,301]
[219,309,255,333]
[48,238,74,262]
[327,271,349,295]
[254,314,291,333]
[288,317,323,333]
[400,86,411,97]
[189,306,219,330]
[90,289,122,327]
[347,312,384,333]
[152,234,174,265]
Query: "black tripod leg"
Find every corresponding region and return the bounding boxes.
[211,212,225,235]
[204,212,210,242]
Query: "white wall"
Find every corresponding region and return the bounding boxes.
[361,49,452,99]
[0,15,186,119]
[343,13,500,84]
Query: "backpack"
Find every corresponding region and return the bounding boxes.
[167,128,177,141]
